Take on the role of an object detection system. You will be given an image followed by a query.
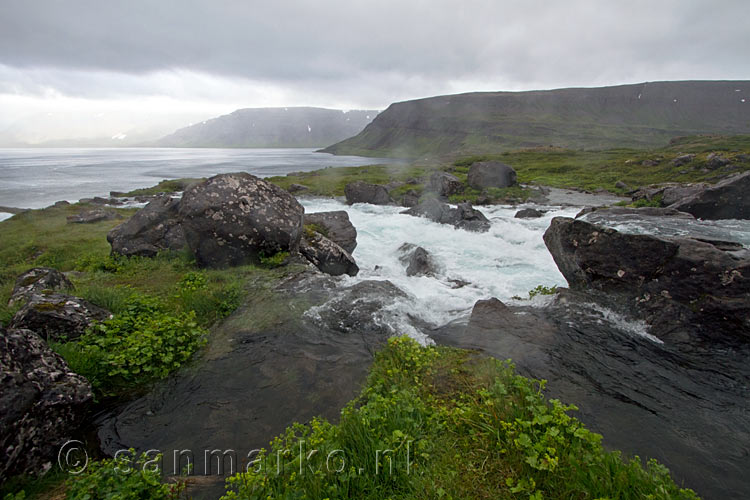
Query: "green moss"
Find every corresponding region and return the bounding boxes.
[223,337,698,500]
[304,222,329,239]
[112,178,204,197]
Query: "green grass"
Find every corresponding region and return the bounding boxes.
[222,337,698,500]
[112,178,205,197]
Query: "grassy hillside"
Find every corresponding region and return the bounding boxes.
[275,135,750,203]
[322,81,750,158]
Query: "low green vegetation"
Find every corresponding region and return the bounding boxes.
[528,285,558,299]
[222,336,697,499]
[64,452,184,500]
[112,178,204,198]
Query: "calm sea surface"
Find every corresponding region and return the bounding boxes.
[0,148,399,210]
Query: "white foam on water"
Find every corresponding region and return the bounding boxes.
[301,199,579,336]
[582,302,664,345]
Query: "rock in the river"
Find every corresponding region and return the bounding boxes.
[66,208,123,224]
[304,211,357,253]
[0,327,93,480]
[667,172,750,220]
[543,217,750,342]
[428,171,463,197]
[401,199,490,232]
[514,208,545,219]
[8,268,73,307]
[578,206,695,222]
[179,173,304,268]
[344,181,392,205]
[10,294,112,342]
[467,161,517,189]
[400,190,421,207]
[107,195,186,257]
[398,244,437,277]
[300,232,359,277]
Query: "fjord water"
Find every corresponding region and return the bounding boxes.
[0,148,401,209]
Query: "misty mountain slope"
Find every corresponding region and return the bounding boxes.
[154,107,378,148]
[322,81,750,157]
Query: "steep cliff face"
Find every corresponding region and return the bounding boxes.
[322,81,750,157]
[155,107,378,148]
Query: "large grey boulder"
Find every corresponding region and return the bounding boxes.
[300,232,359,277]
[10,294,112,342]
[467,161,517,189]
[179,173,304,268]
[304,211,357,254]
[543,217,750,343]
[0,327,93,480]
[428,171,463,197]
[667,172,750,220]
[401,199,490,232]
[344,181,392,205]
[8,268,73,307]
[397,244,437,277]
[107,195,186,257]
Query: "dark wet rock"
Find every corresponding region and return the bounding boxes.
[467,161,517,189]
[300,232,358,277]
[344,181,392,205]
[0,327,93,480]
[179,173,304,268]
[66,208,123,224]
[401,199,490,232]
[397,244,436,277]
[514,208,545,219]
[8,268,73,307]
[667,171,750,220]
[474,194,491,205]
[543,217,750,343]
[304,211,357,253]
[428,171,463,197]
[671,154,695,167]
[706,153,731,170]
[10,294,112,342]
[287,183,309,194]
[107,195,186,257]
[400,190,420,207]
[578,206,695,223]
[660,183,709,206]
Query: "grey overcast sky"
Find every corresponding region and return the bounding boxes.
[1,0,748,142]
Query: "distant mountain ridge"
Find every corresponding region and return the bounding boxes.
[154,107,378,148]
[322,81,750,157]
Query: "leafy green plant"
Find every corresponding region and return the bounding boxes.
[528,285,558,298]
[56,294,207,396]
[65,451,184,500]
[259,250,289,268]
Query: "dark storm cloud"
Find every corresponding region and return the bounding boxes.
[0,0,748,104]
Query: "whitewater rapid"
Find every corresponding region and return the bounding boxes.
[301,198,580,334]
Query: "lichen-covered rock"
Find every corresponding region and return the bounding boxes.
[304,211,357,253]
[179,173,304,268]
[300,232,359,277]
[428,171,463,197]
[0,327,92,480]
[344,181,392,205]
[8,268,73,307]
[107,195,186,257]
[467,161,517,189]
[10,294,112,342]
